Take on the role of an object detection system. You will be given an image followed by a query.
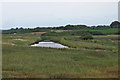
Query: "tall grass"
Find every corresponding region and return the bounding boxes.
[2,33,118,78]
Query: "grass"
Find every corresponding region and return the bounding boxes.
[89,28,118,35]
[42,28,119,36]
[2,33,119,78]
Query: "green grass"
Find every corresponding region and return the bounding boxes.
[42,28,119,36]
[89,28,118,35]
[2,33,118,78]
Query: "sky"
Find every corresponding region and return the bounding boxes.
[1,1,118,30]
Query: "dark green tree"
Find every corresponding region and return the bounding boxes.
[110,21,120,28]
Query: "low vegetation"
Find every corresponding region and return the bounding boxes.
[2,33,119,78]
[2,21,119,78]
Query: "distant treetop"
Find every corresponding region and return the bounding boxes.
[110,21,120,28]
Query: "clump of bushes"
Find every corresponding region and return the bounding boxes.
[80,34,93,40]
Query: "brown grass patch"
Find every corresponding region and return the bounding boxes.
[2,42,15,45]
[32,32,46,34]
[13,39,27,41]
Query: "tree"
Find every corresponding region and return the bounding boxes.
[10,28,14,30]
[20,27,23,30]
[16,27,18,30]
[110,21,120,28]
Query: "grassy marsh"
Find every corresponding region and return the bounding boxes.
[2,32,119,78]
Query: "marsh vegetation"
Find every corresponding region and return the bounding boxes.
[2,21,119,78]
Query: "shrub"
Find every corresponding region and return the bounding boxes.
[80,34,93,40]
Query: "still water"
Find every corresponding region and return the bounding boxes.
[31,41,69,48]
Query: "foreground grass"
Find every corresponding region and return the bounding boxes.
[2,33,118,78]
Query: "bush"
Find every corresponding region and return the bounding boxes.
[80,34,93,40]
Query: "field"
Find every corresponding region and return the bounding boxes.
[2,29,119,78]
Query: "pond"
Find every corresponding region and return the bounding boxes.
[31,41,69,48]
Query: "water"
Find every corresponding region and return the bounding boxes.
[31,41,69,48]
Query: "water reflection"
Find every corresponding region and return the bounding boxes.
[31,41,69,48]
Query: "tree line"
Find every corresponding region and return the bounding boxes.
[2,21,120,34]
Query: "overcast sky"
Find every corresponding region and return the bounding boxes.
[2,2,118,29]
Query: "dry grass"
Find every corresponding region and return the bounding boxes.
[2,42,15,46]
[13,39,27,41]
